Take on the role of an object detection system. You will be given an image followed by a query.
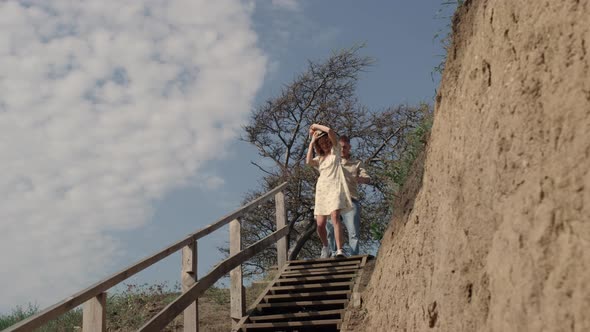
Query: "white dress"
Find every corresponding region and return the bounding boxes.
[313,142,352,216]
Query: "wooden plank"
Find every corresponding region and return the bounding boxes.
[256,299,347,309]
[286,256,364,265]
[181,242,198,332]
[275,191,287,270]
[242,319,341,328]
[281,268,359,277]
[82,292,106,332]
[350,273,364,307]
[187,182,287,243]
[5,182,287,332]
[246,267,287,313]
[263,290,350,302]
[248,309,343,322]
[285,260,360,270]
[360,255,368,268]
[231,264,289,332]
[270,281,354,291]
[277,274,357,284]
[138,224,290,331]
[350,258,368,308]
[4,235,194,332]
[282,264,361,273]
[287,255,365,264]
[230,219,244,326]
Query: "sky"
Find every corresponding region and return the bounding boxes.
[0,0,455,313]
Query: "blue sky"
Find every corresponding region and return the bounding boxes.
[0,0,455,312]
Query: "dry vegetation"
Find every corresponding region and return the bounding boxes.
[0,281,270,332]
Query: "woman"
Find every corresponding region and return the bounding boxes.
[306,123,352,258]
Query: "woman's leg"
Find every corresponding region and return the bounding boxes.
[330,210,343,250]
[316,215,328,246]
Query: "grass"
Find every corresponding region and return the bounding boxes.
[370,107,434,240]
[0,278,274,332]
[0,304,82,332]
[433,0,466,79]
[387,109,433,190]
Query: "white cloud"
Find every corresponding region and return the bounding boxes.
[0,0,266,311]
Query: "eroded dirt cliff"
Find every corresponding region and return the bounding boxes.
[354,0,590,331]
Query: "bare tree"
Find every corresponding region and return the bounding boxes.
[220,46,431,276]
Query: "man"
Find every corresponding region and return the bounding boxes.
[326,135,370,257]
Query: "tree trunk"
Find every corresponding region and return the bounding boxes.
[288,220,316,260]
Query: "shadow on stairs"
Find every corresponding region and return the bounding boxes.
[233,255,372,332]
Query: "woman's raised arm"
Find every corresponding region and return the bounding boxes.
[306,130,319,165]
[310,123,337,147]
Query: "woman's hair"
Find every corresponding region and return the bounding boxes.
[314,134,333,156]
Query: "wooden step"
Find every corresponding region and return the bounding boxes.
[263,290,350,303]
[248,309,343,322]
[234,255,371,332]
[277,274,357,285]
[254,294,349,315]
[287,258,362,266]
[242,319,341,330]
[280,267,359,278]
[287,255,365,265]
[256,299,347,309]
[285,260,360,270]
[270,281,354,292]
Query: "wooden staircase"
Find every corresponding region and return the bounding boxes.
[234,255,370,332]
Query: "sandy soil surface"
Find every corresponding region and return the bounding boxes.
[350,0,590,331]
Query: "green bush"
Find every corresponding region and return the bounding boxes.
[370,110,433,240]
[387,113,433,189]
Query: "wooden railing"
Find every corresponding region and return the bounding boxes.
[5,182,289,332]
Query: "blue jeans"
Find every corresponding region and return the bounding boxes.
[327,199,361,256]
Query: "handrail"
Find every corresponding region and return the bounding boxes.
[139,224,290,331]
[5,182,288,332]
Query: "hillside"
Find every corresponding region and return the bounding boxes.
[352,0,590,331]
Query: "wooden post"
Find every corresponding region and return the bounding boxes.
[182,241,198,332]
[275,191,287,269]
[82,292,106,332]
[230,218,244,328]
